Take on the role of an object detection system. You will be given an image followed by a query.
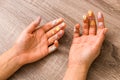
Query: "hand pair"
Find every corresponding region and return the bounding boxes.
[12,11,107,67]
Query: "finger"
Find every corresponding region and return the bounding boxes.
[98,28,108,37]
[73,24,80,38]
[88,10,97,35]
[25,16,41,33]
[97,12,105,35]
[48,30,64,45]
[98,12,105,28]
[103,28,108,34]
[83,15,89,35]
[48,40,59,54]
[96,28,108,47]
[46,22,66,38]
[42,18,64,32]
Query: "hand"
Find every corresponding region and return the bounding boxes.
[68,11,108,68]
[12,17,66,65]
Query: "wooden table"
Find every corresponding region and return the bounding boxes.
[0,0,120,80]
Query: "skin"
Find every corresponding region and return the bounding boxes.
[63,11,108,80]
[0,11,108,80]
[0,17,66,80]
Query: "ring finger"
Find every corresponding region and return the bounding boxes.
[48,30,64,45]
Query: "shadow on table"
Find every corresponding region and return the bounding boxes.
[87,39,120,80]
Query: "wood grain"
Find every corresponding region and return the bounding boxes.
[0,0,120,80]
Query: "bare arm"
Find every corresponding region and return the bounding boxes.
[0,47,22,80]
[0,17,66,79]
[63,64,89,80]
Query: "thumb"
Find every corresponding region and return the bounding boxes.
[103,28,108,35]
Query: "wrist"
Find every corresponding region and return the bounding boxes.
[0,47,23,79]
[68,60,91,70]
[63,62,89,80]
[68,63,89,72]
[2,46,23,67]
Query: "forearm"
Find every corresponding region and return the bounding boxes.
[63,64,89,80]
[0,47,22,80]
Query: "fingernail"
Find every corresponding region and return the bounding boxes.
[83,15,88,23]
[59,22,65,29]
[54,40,59,47]
[56,18,63,23]
[90,20,95,26]
[61,22,65,26]
[59,30,63,36]
[74,27,77,32]
[98,22,103,27]
[83,15,87,20]
[88,10,93,16]
[98,12,102,19]
[52,18,63,25]
[35,16,41,23]
[52,20,56,25]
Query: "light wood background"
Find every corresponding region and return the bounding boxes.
[0,0,120,80]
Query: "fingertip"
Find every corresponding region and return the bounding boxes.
[38,16,41,20]
[58,17,64,22]
[98,28,108,36]
[98,12,103,17]
[60,17,64,21]
[56,30,64,40]
[26,16,41,33]
[35,16,41,23]
[103,28,108,34]
[54,40,59,48]
[83,15,88,23]
[60,22,67,29]
[61,22,66,26]
[88,10,93,16]
[97,12,104,21]
[97,12,105,29]
[73,24,80,38]
[60,30,64,34]
[32,16,41,26]
[74,24,79,33]
[75,24,80,28]
[58,30,64,38]
[51,18,64,28]
[48,42,58,54]
[83,15,87,20]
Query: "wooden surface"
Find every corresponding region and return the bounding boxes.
[0,0,120,80]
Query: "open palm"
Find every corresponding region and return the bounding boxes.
[13,17,66,65]
[69,11,108,67]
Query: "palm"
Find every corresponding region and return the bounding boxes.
[73,35,101,51]
[69,11,107,67]
[69,35,102,66]
[13,17,65,64]
[29,29,49,59]
[15,28,48,63]
[31,29,48,57]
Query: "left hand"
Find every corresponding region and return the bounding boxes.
[68,11,108,68]
[12,17,66,65]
